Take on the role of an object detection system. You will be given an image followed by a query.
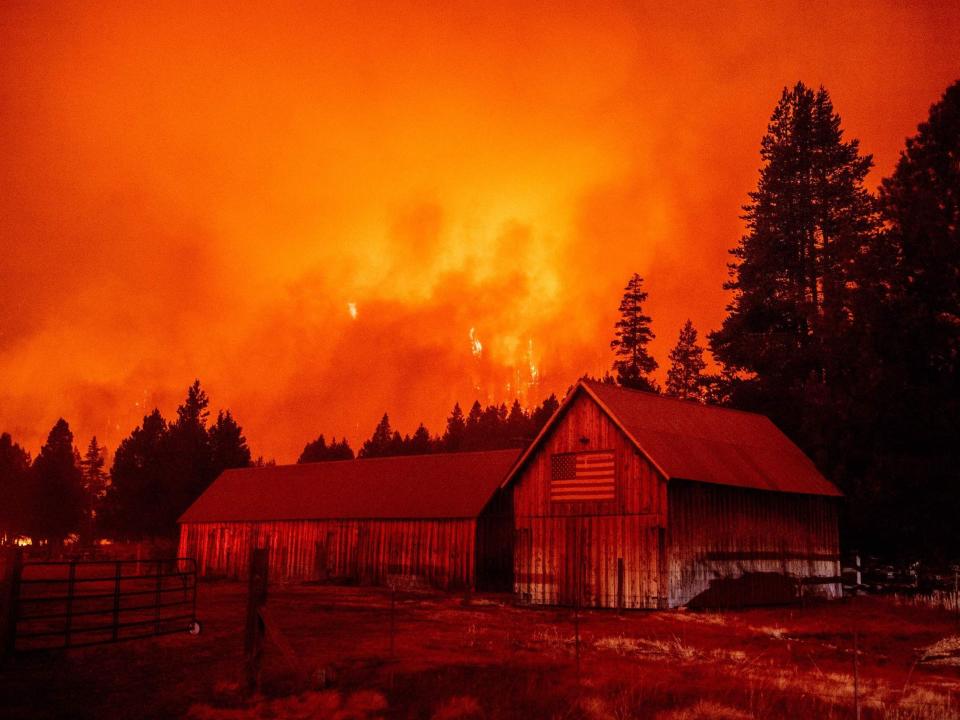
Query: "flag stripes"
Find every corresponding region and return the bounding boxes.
[550,451,616,502]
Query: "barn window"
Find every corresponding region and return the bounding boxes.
[550,451,616,502]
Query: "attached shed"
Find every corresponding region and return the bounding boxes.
[501,380,842,609]
[178,449,519,590]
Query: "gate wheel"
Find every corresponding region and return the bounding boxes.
[188,620,202,635]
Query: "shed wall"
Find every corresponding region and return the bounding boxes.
[179,518,477,590]
[512,394,667,608]
[667,481,841,607]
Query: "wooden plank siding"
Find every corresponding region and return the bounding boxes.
[179,518,477,590]
[666,481,841,607]
[511,393,669,608]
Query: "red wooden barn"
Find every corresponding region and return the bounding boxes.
[501,380,842,609]
[178,449,519,590]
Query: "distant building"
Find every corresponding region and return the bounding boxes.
[179,380,841,607]
[178,449,519,590]
[501,380,842,608]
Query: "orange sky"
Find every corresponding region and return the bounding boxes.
[2,1,958,462]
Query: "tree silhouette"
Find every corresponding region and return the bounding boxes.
[298,434,358,462]
[665,320,707,401]
[709,83,878,415]
[209,410,252,473]
[102,382,254,540]
[0,432,31,544]
[166,380,215,530]
[845,79,960,555]
[505,399,532,444]
[408,423,433,455]
[879,79,960,392]
[359,413,394,458]
[80,436,109,544]
[611,273,658,392]
[102,409,170,539]
[442,403,466,452]
[531,394,560,434]
[30,419,85,545]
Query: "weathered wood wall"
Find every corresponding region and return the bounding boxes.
[511,394,668,608]
[667,481,841,607]
[179,518,477,590]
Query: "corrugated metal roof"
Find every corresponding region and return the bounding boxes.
[502,381,840,497]
[582,381,841,496]
[179,448,521,524]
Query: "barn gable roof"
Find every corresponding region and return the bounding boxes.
[179,448,522,524]
[503,381,841,497]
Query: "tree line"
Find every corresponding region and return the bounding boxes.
[302,395,562,463]
[0,381,251,545]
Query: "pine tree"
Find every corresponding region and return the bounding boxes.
[505,399,531,444]
[409,423,433,455]
[298,434,329,463]
[0,432,32,543]
[442,403,466,452]
[665,320,707,400]
[328,437,355,460]
[209,410,251,473]
[850,80,960,555]
[80,436,109,544]
[101,409,170,539]
[610,273,658,392]
[463,401,484,450]
[531,394,560,434]
[166,380,214,530]
[359,413,393,458]
[299,433,355,462]
[709,83,878,408]
[878,79,960,390]
[30,419,85,545]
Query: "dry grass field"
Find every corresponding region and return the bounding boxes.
[2,582,960,719]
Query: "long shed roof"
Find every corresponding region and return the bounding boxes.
[504,381,841,497]
[179,448,521,523]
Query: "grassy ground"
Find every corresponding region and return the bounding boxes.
[2,582,960,719]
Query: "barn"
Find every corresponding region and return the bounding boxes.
[178,449,519,590]
[501,380,842,609]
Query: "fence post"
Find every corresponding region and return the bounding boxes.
[2,548,23,659]
[65,561,76,648]
[245,547,269,693]
[154,560,163,635]
[111,561,122,642]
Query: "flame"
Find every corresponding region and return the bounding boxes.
[527,339,539,388]
[469,327,482,358]
[347,302,358,320]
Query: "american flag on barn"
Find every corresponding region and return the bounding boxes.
[550,451,616,502]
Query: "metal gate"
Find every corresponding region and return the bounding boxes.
[4,556,200,653]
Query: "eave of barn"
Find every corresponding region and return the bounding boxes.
[506,389,669,609]
[178,517,478,590]
[665,481,842,607]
